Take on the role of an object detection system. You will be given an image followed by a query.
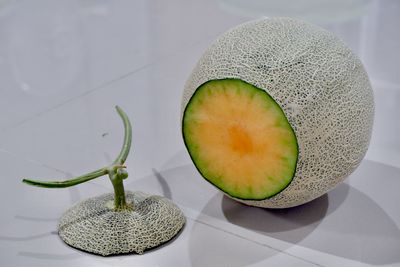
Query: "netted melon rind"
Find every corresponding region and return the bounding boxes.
[58,191,185,256]
[182,17,374,208]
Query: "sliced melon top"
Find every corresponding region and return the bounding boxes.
[183,79,298,200]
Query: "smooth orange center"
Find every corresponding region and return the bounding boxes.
[229,125,253,155]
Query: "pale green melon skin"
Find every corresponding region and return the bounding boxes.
[182,17,374,208]
[58,191,185,255]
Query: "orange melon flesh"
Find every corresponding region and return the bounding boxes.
[183,79,298,200]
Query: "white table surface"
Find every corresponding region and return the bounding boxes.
[0,0,399,266]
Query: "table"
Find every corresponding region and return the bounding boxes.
[0,0,399,266]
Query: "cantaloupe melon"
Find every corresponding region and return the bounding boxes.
[182,17,374,208]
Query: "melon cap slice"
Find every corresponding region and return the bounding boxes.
[183,78,298,200]
[58,191,185,256]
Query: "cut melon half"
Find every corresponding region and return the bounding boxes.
[182,79,298,200]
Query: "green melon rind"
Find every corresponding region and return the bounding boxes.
[182,78,299,200]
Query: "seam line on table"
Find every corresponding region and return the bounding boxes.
[1,31,223,133]
[0,147,69,175]
[5,62,152,132]
[188,216,324,267]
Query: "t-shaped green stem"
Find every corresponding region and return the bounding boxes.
[22,106,133,211]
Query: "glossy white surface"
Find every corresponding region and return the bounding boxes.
[0,0,399,266]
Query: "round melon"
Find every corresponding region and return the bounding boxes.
[181,17,374,208]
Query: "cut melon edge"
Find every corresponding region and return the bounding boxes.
[182,78,299,201]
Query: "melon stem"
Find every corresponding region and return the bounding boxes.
[22,106,134,212]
